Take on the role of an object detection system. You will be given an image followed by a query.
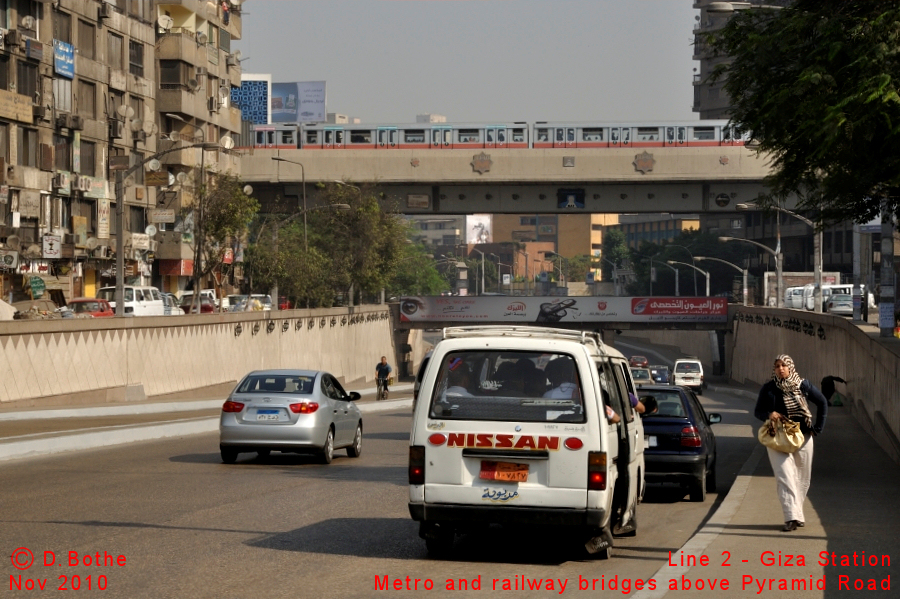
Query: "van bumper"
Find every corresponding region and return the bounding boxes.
[408,503,607,527]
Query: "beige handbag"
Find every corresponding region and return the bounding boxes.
[758,418,804,453]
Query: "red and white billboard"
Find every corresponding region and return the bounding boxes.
[399,296,728,324]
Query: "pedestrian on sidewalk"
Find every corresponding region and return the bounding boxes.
[754,354,827,532]
[820,375,846,405]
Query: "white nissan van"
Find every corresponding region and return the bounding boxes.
[408,326,644,559]
[96,286,165,316]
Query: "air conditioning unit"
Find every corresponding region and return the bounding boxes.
[70,114,84,130]
[32,105,46,120]
[63,233,75,244]
[5,29,20,47]
[225,55,237,67]
[51,172,69,189]
[134,130,146,143]
[149,240,159,252]
[110,119,125,139]
[79,176,92,192]
[195,67,207,77]
[56,113,70,129]
[95,245,109,258]
[207,96,217,112]
[98,3,113,20]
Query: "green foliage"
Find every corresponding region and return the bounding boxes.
[600,228,630,279]
[705,0,900,223]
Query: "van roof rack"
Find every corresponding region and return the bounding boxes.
[442,325,607,354]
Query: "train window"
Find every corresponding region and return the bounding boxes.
[335,130,344,144]
[556,129,565,142]
[622,129,631,143]
[405,130,425,143]
[692,127,715,140]
[255,131,266,145]
[458,129,480,143]
[567,128,575,142]
[723,127,733,141]
[536,128,549,142]
[666,127,675,143]
[511,129,524,143]
[351,130,372,144]
[486,129,494,143]
[498,130,505,142]
[280,130,295,146]
[677,127,686,143]
[582,128,604,142]
[637,127,659,141]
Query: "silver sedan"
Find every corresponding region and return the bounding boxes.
[219,370,363,464]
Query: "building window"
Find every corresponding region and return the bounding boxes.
[53,78,73,113]
[834,230,843,254]
[53,133,71,172]
[159,60,188,85]
[520,216,536,226]
[17,126,38,167]
[16,61,38,101]
[53,11,72,43]
[77,80,96,118]
[128,95,143,123]
[78,20,95,60]
[109,90,124,120]
[108,32,124,70]
[131,150,143,185]
[129,205,144,234]
[126,0,149,21]
[0,122,7,162]
[81,140,95,177]
[128,40,144,77]
[108,146,124,181]
[823,231,832,253]
[16,0,36,37]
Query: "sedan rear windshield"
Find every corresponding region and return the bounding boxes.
[638,390,688,418]
[675,363,701,373]
[428,350,586,423]
[236,374,315,394]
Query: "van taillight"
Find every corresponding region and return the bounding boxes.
[222,401,244,413]
[409,446,425,484]
[681,425,702,447]
[587,451,607,490]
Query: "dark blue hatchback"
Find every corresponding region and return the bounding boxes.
[637,384,721,502]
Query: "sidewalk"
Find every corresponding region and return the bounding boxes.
[0,382,413,462]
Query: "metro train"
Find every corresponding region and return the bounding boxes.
[245,120,748,151]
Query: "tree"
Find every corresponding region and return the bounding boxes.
[600,228,630,280]
[187,173,258,308]
[705,1,900,224]
[388,243,449,297]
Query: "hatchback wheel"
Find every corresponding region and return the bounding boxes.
[347,424,362,458]
[221,447,238,464]
[320,428,334,464]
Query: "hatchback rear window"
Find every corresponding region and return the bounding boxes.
[675,363,701,373]
[428,350,585,423]
[236,375,315,394]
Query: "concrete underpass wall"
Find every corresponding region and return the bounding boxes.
[0,306,393,407]
[613,330,717,372]
[727,306,900,464]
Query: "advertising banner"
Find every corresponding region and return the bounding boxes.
[271,81,326,123]
[53,40,75,79]
[466,214,492,244]
[398,296,728,324]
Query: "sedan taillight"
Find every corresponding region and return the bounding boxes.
[681,425,702,447]
[222,401,244,413]
[289,402,319,414]
[409,446,425,484]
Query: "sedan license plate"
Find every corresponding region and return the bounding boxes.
[256,409,280,421]
[480,461,528,482]
[644,435,657,449]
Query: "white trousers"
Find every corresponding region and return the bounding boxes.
[767,436,814,523]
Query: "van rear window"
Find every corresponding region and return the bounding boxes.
[428,350,586,423]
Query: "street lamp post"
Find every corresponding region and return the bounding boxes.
[600,257,621,296]
[655,260,680,296]
[695,256,748,306]
[665,243,697,296]
[472,248,485,296]
[517,250,530,295]
[544,251,569,287]
[737,202,822,312]
[719,235,783,308]
[667,260,710,296]
[270,157,307,251]
[489,253,508,292]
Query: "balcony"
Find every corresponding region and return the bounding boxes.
[157,87,206,120]
[157,31,207,63]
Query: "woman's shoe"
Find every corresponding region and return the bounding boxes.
[782,520,798,532]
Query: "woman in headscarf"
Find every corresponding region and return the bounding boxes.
[754,354,827,532]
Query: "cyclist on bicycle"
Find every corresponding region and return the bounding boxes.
[375,356,393,399]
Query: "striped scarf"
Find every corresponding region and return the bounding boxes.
[773,354,812,428]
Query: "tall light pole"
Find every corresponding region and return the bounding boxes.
[665,243,697,296]
[517,250,530,295]
[737,202,822,312]
[544,251,569,287]
[489,253,507,292]
[600,256,620,296]
[668,260,710,296]
[719,235,782,307]
[655,260,680,296]
[472,248,485,296]
[270,157,307,251]
[695,256,748,306]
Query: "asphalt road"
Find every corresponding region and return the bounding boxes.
[0,375,760,599]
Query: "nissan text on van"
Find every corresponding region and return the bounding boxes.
[408,326,644,559]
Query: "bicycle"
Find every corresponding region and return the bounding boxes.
[376,377,389,401]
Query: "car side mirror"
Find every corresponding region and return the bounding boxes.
[708,413,722,424]
[347,391,361,402]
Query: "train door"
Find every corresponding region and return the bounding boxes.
[255,128,275,149]
[324,127,344,149]
[554,127,575,148]
[666,126,687,146]
[377,127,398,149]
[431,126,452,149]
[485,126,507,149]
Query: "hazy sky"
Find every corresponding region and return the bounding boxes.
[236,0,699,124]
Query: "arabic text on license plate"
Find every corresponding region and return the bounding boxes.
[480,461,528,482]
[257,409,279,421]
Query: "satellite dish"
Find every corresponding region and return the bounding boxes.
[151,123,159,135]
[21,15,35,30]
[85,237,100,250]
[243,185,253,196]
[142,119,154,135]
[130,118,143,132]
[145,225,158,237]
[24,244,41,258]
[147,158,162,172]
[219,135,235,150]
[176,172,188,184]
[187,79,200,92]
[157,15,174,31]
[233,50,242,61]
[117,105,135,119]
[230,0,242,7]
[197,32,208,45]
[5,235,20,249]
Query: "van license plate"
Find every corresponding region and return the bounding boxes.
[480,461,528,482]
